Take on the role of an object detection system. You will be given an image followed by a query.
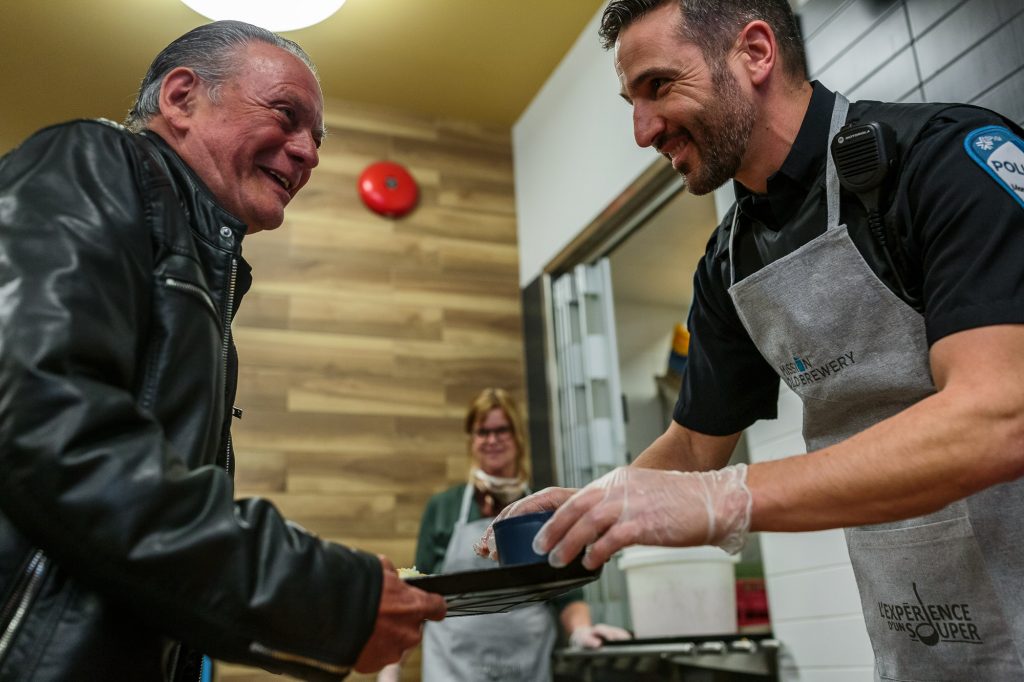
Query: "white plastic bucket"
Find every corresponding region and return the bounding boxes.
[618,545,738,638]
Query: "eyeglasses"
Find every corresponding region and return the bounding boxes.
[473,426,513,440]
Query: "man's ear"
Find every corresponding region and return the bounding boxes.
[735,20,777,87]
[158,67,203,132]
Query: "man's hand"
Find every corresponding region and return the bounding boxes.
[354,556,446,673]
[533,465,751,570]
[473,486,578,560]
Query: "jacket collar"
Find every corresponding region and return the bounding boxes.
[139,130,249,244]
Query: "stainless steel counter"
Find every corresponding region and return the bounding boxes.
[553,633,779,681]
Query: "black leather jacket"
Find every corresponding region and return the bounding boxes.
[0,121,381,681]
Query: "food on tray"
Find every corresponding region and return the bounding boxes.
[397,566,426,579]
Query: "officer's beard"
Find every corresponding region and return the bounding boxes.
[676,65,756,196]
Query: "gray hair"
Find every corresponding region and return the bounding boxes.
[124,20,319,132]
[598,0,808,82]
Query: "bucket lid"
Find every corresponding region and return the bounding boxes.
[618,545,737,570]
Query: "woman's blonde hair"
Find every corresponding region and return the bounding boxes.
[464,388,530,482]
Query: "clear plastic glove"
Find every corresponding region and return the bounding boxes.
[375,662,401,682]
[354,556,447,673]
[533,464,752,571]
[569,623,633,649]
[473,486,578,560]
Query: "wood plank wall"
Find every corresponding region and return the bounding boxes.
[217,96,523,682]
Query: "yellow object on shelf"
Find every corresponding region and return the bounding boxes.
[668,323,690,375]
[671,323,690,356]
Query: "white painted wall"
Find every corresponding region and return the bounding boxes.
[612,301,678,459]
[512,7,653,288]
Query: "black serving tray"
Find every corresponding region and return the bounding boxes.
[406,557,601,617]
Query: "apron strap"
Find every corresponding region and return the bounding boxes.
[825,92,851,232]
[727,207,741,287]
[456,483,474,525]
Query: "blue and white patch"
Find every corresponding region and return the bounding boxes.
[964,125,1024,209]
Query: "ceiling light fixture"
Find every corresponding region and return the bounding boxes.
[179,0,346,32]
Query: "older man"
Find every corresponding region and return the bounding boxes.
[0,21,444,681]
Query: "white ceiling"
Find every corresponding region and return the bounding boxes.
[1,0,605,153]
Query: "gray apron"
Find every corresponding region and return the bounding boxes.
[421,484,557,682]
[726,93,1024,679]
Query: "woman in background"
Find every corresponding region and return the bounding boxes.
[381,388,629,682]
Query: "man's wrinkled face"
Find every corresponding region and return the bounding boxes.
[615,3,755,195]
[178,42,324,233]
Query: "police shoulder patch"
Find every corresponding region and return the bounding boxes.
[964,125,1024,209]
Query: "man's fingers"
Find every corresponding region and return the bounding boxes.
[579,519,634,570]
[476,487,579,559]
[421,591,447,621]
[522,486,576,513]
[396,578,446,622]
[532,487,599,555]
[545,491,621,568]
[355,557,440,674]
[592,623,632,642]
[473,498,528,559]
[472,526,495,558]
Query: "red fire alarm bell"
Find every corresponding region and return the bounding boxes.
[358,161,419,218]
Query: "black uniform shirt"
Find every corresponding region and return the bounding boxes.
[674,82,1024,436]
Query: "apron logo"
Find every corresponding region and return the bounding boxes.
[877,583,983,647]
[777,351,855,388]
[964,125,1024,209]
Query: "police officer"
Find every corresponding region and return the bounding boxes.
[477,1,1024,678]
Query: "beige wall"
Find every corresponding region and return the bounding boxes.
[218,97,522,681]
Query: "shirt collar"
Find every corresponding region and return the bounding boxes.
[733,81,836,229]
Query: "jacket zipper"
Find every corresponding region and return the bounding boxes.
[221,257,238,475]
[249,641,351,676]
[168,261,236,682]
[164,277,218,320]
[0,550,48,662]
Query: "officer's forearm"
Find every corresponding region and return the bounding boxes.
[631,421,741,472]
[747,324,1024,531]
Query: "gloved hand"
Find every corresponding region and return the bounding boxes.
[533,464,752,570]
[375,663,401,682]
[473,486,578,560]
[569,623,633,649]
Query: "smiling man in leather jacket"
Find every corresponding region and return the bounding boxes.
[0,21,445,681]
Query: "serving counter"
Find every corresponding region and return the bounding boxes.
[553,633,779,681]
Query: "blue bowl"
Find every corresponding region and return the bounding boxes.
[493,510,554,566]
